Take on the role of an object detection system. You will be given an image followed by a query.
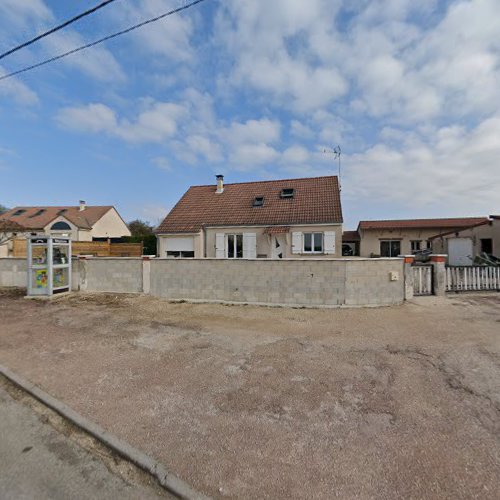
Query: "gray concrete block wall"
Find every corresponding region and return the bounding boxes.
[344,259,405,306]
[0,258,26,287]
[1,257,407,307]
[150,258,404,307]
[71,258,81,291]
[150,259,347,306]
[80,258,143,293]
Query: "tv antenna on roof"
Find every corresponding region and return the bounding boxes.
[323,145,342,191]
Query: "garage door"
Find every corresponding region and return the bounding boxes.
[448,238,473,266]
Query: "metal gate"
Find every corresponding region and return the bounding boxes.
[413,265,433,296]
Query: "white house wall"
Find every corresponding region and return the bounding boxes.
[43,216,79,240]
[90,208,131,239]
[360,228,450,257]
[204,224,342,259]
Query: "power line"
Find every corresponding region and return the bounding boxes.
[0,0,119,62]
[0,0,209,82]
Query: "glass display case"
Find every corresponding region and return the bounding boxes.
[27,235,72,296]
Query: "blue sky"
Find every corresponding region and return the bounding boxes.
[0,0,499,229]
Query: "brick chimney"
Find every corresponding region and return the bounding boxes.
[216,175,224,194]
[79,200,86,211]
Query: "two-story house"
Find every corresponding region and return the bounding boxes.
[156,175,343,259]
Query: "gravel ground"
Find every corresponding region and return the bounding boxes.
[0,288,499,499]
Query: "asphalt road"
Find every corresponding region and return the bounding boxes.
[0,385,169,500]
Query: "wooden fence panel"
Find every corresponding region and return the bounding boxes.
[109,243,143,257]
[73,241,110,256]
[13,239,27,258]
[11,239,143,258]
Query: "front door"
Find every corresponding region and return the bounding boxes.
[272,235,286,259]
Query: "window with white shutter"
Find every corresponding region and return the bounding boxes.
[243,233,257,259]
[324,231,336,255]
[215,233,225,259]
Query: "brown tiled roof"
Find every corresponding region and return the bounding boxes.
[342,230,360,241]
[157,176,342,233]
[358,217,488,231]
[0,206,113,230]
[0,219,25,232]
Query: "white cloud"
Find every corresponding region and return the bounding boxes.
[0,0,124,83]
[0,0,52,28]
[117,102,187,143]
[56,101,188,144]
[228,143,280,168]
[0,66,39,105]
[222,119,281,145]
[56,103,117,133]
[152,157,172,172]
[41,31,125,83]
[214,0,500,124]
[217,118,282,169]
[107,0,194,62]
[282,145,310,164]
[216,0,347,112]
[290,120,314,140]
[185,135,223,163]
[344,115,500,213]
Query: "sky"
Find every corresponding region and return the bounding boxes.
[0,0,499,229]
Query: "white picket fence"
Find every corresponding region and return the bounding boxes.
[446,266,500,292]
[413,266,433,296]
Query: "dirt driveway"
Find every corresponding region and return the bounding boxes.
[1,289,499,499]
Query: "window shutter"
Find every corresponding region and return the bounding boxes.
[243,233,257,259]
[291,232,302,254]
[324,231,336,255]
[215,233,225,259]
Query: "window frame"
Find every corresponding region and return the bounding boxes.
[166,250,195,259]
[226,233,244,259]
[253,196,264,207]
[30,209,46,218]
[410,240,421,254]
[380,239,401,257]
[303,232,324,254]
[280,188,294,199]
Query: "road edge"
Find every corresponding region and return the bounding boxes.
[0,363,211,500]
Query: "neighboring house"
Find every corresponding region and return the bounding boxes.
[357,217,489,258]
[0,219,25,258]
[0,201,131,242]
[429,215,500,266]
[156,175,343,259]
[342,231,360,256]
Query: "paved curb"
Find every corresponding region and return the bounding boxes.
[0,364,211,500]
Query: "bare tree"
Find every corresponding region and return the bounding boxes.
[0,220,25,250]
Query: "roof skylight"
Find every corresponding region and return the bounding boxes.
[280,188,294,198]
